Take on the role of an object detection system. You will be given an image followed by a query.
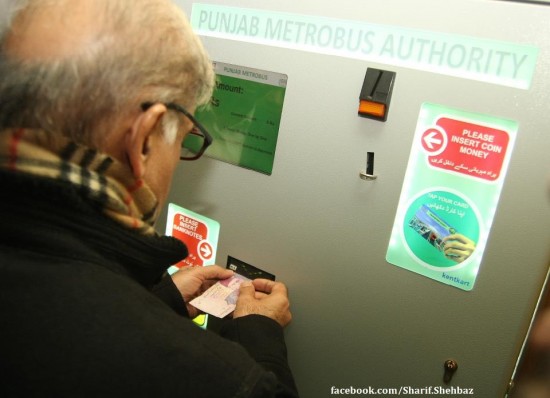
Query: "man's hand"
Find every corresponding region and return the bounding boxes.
[442,234,476,263]
[170,265,234,318]
[234,279,292,328]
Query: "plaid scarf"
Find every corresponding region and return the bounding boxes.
[0,128,159,235]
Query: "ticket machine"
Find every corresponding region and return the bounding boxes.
[160,1,550,395]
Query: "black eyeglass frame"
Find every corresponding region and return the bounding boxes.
[141,101,213,161]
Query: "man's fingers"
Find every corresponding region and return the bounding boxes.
[234,279,292,327]
[196,265,234,280]
[251,279,287,295]
[254,291,268,299]
[238,281,256,298]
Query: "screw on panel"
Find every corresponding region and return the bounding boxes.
[443,359,458,384]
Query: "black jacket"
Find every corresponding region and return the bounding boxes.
[0,170,298,397]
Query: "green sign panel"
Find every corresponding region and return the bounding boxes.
[165,203,221,329]
[193,61,287,175]
[386,103,517,291]
[191,3,538,89]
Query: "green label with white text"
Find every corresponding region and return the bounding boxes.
[194,61,287,175]
[191,4,538,89]
[386,103,517,291]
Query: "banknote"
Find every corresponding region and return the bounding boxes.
[189,274,250,318]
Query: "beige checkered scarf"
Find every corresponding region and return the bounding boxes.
[0,128,159,235]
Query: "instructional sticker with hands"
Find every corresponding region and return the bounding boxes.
[386,103,517,291]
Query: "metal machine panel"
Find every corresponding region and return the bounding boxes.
[160,0,550,396]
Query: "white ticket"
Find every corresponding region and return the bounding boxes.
[189,274,250,318]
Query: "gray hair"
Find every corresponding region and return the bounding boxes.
[0,0,214,145]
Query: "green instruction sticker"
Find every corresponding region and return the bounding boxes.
[166,203,220,272]
[193,61,287,175]
[386,103,517,291]
[166,203,221,329]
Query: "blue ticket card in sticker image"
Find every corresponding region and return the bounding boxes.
[402,190,480,269]
[408,205,456,252]
[226,256,276,281]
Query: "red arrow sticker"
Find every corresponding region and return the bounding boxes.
[198,240,214,261]
[172,214,209,267]
[421,127,447,155]
[425,117,510,182]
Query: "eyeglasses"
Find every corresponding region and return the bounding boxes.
[141,102,213,161]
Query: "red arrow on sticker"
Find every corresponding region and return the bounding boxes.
[198,241,213,261]
[421,127,447,155]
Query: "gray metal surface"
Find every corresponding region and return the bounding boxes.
[159,0,550,396]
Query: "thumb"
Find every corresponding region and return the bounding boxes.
[238,281,255,299]
[234,281,258,319]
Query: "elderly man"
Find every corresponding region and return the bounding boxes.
[0,0,298,397]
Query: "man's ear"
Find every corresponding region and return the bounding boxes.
[125,103,167,179]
